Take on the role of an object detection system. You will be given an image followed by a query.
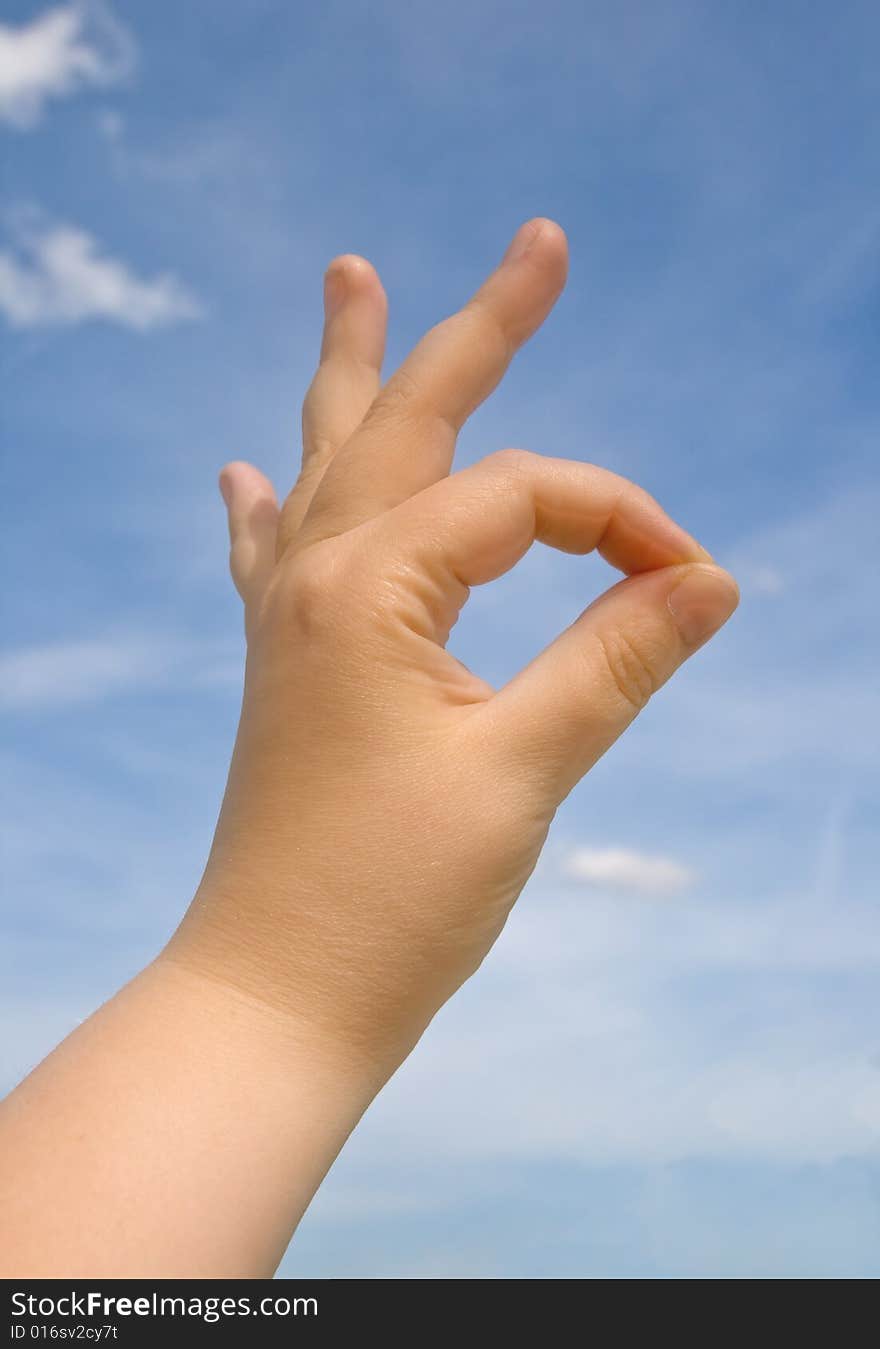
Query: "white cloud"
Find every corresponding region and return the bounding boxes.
[0,2,133,128]
[562,845,695,895]
[738,563,786,596]
[0,220,202,330]
[0,635,165,709]
[0,632,239,710]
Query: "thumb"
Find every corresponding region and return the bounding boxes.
[480,562,739,801]
[218,461,279,608]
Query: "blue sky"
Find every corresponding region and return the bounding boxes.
[1,0,878,1278]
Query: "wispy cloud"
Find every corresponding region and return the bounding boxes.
[338,878,880,1174]
[562,846,695,896]
[0,218,202,330]
[0,632,239,711]
[735,564,786,597]
[0,2,133,129]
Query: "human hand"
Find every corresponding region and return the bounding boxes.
[170,218,739,1081]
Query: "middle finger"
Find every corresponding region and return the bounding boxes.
[295,217,569,550]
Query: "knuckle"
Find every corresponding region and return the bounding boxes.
[458,300,514,364]
[367,368,422,423]
[595,627,659,713]
[276,545,351,639]
[484,446,533,479]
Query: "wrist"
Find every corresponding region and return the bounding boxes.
[160,893,409,1103]
[156,943,389,1108]
[167,864,434,1088]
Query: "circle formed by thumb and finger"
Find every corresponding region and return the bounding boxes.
[366,447,712,607]
[357,447,737,802]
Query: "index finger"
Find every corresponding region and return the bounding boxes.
[355,448,712,642]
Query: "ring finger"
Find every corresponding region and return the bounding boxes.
[277,254,388,553]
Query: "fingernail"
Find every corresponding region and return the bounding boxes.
[218,470,232,506]
[503,220,542,264]
[324,266,347,319]
[667,565,739,646]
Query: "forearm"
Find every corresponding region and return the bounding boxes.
[0,947,379,1277]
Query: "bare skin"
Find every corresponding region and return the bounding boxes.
[0,219,739,1276]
